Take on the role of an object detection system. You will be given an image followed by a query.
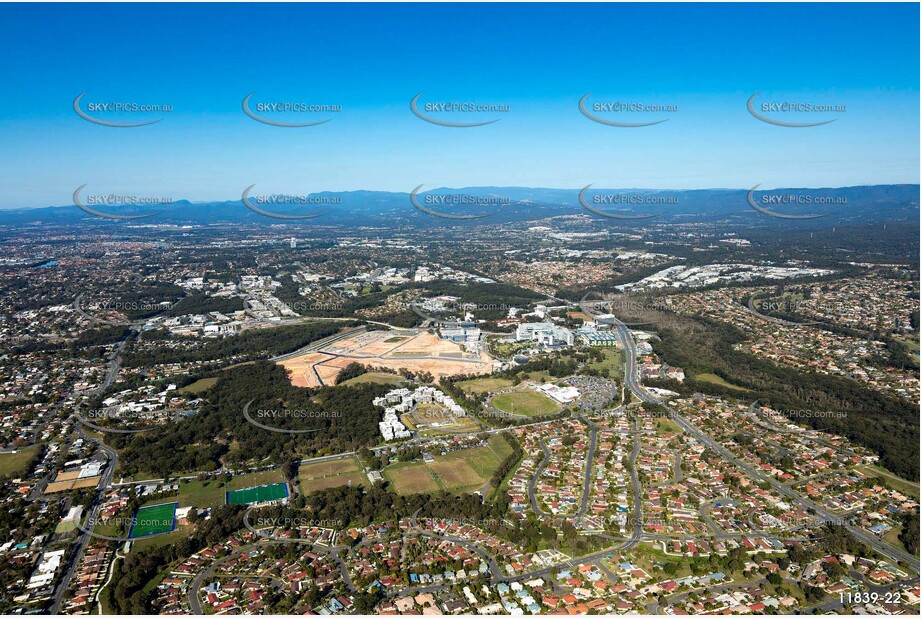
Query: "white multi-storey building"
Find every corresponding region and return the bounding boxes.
[372,385,466,441]
[515,322,574,346]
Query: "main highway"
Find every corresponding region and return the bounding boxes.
[49,333,128,614]
[608,315,920,574]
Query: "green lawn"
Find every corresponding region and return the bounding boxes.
[655,417,683,434]
[338,372,405,387]
[226,482,289,505]
[300,471,366,494]
[91,517,131,540]
[403,404,482,437]
[628,543,694,579]
[855,464,920,499]
[486,434,520,499]
[491,390,561,417]
[133,524,195,552]
[385,439,512,496]
[0,445,39,477]
[488,339,532,359]
[167,479,226,508]
[130,502,177,538]
[384,461,440,495]
[55,519,77,534]
[589,348,625,380]
[437,446,501,482]
[694,373,751,392]
[488,433,514,460]
[178,377,219,394]
[457,377,514,395]
[898,336,919,355]
[298,457,368,494]
[883,525,908,553]
[145,469,287,509]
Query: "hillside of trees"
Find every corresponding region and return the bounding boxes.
[162,292,244,317]
[109,361,390,476]
[102,505,246,614]
[125,320,355,366]
[642,314,918,480]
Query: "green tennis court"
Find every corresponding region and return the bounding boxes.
[225,482,289,505]
[129,502,177,538]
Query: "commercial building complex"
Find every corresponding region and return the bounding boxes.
[515,322,574,347]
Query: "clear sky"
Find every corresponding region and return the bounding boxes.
[1,2,918,209]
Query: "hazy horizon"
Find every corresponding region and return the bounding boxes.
[2,182,918,212]
[0,2,918,209]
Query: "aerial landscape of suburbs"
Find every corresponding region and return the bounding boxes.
[0,2,919,617]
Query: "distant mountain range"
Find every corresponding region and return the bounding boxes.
[1,184,917,227]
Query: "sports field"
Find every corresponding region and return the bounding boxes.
[130,502,177,538]
[430,445,503,492]
[298,457,367,494]
[490,390,561,417]
[384,462,440,495]
[457,376,514,395]
[44,474,101,494]
[226,482,289,505]
[384,435,511,495]
[144,469,285,509]
[401,403,481,436]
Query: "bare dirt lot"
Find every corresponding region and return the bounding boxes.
[280,352,332,387]
[279,329,494,386]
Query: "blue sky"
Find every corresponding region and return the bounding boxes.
[1,2,918,209]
